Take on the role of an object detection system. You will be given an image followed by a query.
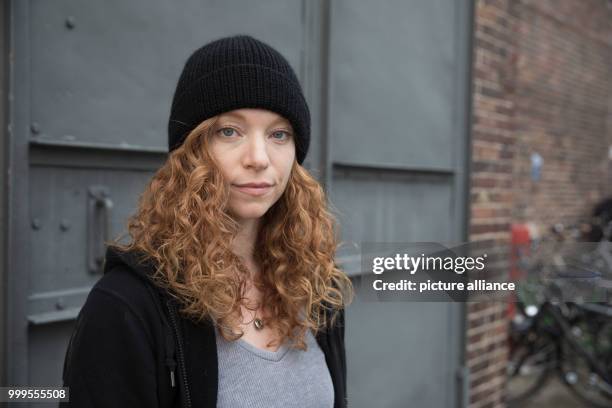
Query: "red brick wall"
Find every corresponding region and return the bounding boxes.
[511,0,612,225]
[466,302,509,407]
[466,0,612,408]
[469,0,517,406]
[468,1,612,407]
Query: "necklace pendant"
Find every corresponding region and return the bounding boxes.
[253,318,264,330]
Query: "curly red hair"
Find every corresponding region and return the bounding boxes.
[110,116,353,350]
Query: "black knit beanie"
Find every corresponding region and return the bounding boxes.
[167,35,311,165]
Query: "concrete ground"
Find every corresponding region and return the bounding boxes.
[521,375,592,408]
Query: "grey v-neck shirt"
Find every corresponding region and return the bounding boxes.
[214,325,334,407]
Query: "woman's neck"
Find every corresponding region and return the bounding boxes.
[231,218,261,277]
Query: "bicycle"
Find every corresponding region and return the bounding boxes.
[506,220,612,407]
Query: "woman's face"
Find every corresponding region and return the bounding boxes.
[209,108,296,222]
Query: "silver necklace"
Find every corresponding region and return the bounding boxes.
[247,303,264,330]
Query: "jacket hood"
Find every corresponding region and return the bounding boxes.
[103,245,159,282]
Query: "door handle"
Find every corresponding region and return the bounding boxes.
[87,185,114,274]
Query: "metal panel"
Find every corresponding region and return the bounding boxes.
[331,167,454,248]
[346,302,459,407]
[0,0,7,387]
[329,0,457,171]
[28,160,154,319]
[28,322,73,387]
[28,0,304,150]
[326,0,473,406]
[7,0,33,387]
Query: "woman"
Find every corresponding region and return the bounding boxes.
[61,34,353,408]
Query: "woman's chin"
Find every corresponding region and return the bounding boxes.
[229,205,271,222]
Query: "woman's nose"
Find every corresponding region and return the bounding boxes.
[242,135,270,170]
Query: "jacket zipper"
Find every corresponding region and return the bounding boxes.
[144,283,178,390]
[166,300,193,408]
[164,331,177,388]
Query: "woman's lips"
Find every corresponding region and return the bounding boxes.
[232,185,273,196]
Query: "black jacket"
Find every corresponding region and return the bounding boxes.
[60,246,347,408]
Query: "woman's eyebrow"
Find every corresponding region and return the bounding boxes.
[269,118,292,127]
[218,112,246,122]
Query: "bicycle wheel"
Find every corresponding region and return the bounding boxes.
[506,328,555,406]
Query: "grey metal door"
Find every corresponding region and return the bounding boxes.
[327,1,472,407]
[4,1,472,407]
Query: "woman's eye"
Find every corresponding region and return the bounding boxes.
[271,131,290,141]
[219,128,236,137]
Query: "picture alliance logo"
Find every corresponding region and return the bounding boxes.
[371,278,516,293]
